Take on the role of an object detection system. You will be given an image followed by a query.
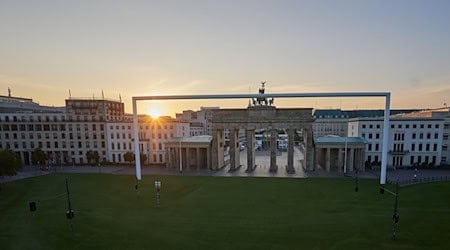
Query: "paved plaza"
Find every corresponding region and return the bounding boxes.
[2,150,450,185]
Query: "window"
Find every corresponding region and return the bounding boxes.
[368,133,372,139]
[398,124,402,129]
[375,144,379,151]
[428,124,432,128]
[419,144,423,151]
[368,144,372,151]
[435,133,438,139]
[426,144,430,151]
[412,133,416,139]
[419,133,423,139]
[376,133,380,139]
[411,144,415,151]
[435,124,439,129]
[433,144,437,151]
[376,124,380,129]
[406,124,409,129]
[427,133,431,139]
[362,133,366,138]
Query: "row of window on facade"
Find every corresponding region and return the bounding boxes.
[0,115,65,122]
[366,142,439,152]
[361,123,440,129]
[0,140,106,150]
[361,132,440,140]
[1,131,106,141]
[109,124,174,130]
[0,123,105,132]
[110,132,175,140]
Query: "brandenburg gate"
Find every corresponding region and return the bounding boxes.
[211,84,315,173]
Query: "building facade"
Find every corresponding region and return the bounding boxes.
[348,117,444,167]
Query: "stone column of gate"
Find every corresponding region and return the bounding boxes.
[338,148,343,173]
[360,149,366,172]
[304,127,315,171]
[196,147,201,170]
[229,128,239,171]
[287,128,295,174]
[167,147,172,168]
[269,128,278,172]
[206,147,211,169]
[326,147,331,172]
[246,129,255,172]
[211,128,219,170]
[349,148,355,172]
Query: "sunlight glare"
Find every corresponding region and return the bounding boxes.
[147,107,163,118]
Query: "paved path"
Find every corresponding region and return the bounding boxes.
[2,163,450,184]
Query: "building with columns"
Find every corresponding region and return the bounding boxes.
[315,136,367,173]
[210,106,315,173]
[165,135,212,170]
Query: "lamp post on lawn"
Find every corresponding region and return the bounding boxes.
[155,180,161,206]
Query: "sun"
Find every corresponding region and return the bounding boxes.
[147,107,163,118]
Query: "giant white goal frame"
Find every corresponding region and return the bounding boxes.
[132,92,391,186]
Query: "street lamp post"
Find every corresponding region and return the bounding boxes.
[155,180,161,206]
[179,138,182,173]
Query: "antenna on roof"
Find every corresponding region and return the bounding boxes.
[119,94,122,102]
[69,89,71,99]
[8,87,11,97]
[102,90,104,99]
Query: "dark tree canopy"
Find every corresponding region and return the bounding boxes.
[140,154,147,164]
[86,151,100,165]
[0,149,23,176]
[31,148,47,165]
[124,151,134,163]
[123,152,147,164]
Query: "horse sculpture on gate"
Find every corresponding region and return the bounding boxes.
[251,81,274,107]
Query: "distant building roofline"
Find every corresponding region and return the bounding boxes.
[66,97,122,103]
[0,95,33,102]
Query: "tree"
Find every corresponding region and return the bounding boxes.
[124,151,134,164]
[140,154,147,164]
[123,151,147,165]
[31,148,47,165]
[0,149,22,177]
[86,151,100,165]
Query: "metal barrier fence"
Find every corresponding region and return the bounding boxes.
[388,175,450,186]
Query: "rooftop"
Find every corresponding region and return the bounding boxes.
[314,136,367,144]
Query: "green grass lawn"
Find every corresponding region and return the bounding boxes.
[1,174,449,250]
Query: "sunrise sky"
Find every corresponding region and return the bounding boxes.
[1,0,450,116]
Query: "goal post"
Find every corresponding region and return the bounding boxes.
[132,91,391,186]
